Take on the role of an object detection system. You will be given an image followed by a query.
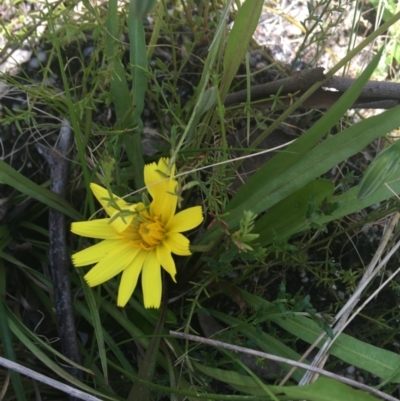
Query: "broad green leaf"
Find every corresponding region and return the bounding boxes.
[358,140,400,199]
[0,160,81,221]
[195,363,379,400]
[240,289,400,382]
[255,179,334,245]
[201,104,400,245]
[220,0,264,100]
[314,174,400,227]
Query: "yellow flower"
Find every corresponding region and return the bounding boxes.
[71,158,203,308]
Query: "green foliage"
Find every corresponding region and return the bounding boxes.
[2,0,400,400]
[358,140,400,199]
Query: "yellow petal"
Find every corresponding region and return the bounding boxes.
[156,242,177,282]
[144,158,176,202]
[72,239,120,267]
[117,249,147,307]
[90,183,129,217]
[71,219,120,239]
[142,250,162,308]
[150,179,178,224]
[84,242,139,287]
[164,232,191,256]
[144,159,167,199]
[166,206,203,233]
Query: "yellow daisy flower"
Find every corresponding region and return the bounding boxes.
[71,158,203,308]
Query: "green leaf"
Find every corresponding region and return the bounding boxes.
[0,160,81,221]
[5,307,113,399]
[128,0,147,187]
[197,87,217,116]
[255,179,334,245]
[209,310,307,382]
[130,0,158,19]
[201,104,400,245]
[106,0,133,127]
[220,0,264,99]
[227,47,384,212]
[171,0,233,163]
[200,49,385,246]
[195,363,379,400]
[76,300,136,377]
[314,173,400,228]
[358,140,400,199]
[106,0,145,188]
[0,261,27,401]
[369,0,397,22]
[78,273,109,385]
[240,289,400,382]
[127,301,167,401]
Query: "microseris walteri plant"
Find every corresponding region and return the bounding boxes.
[71,158,204,308]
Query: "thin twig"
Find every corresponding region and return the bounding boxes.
[169,331,399,401]
[0,356,104,401]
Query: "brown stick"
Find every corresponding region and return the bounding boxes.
[224,68,326,107]
[224,68,400,109]
[38,119,82,398]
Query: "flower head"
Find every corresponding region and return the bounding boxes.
[71,158,203,308]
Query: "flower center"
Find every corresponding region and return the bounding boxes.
[118,205,166,251]
[138,216,165,250]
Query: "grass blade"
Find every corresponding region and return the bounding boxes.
[0,159,81,220]
[220,0,264,99]
[0,261,27,401]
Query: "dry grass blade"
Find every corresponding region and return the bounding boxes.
[0,356,105,401]
[297,212,400,385]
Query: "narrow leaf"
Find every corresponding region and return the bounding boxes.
[220,0,264,99]
[195,363,379,400]
[0,159,81,220]
[0,262,27,401]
